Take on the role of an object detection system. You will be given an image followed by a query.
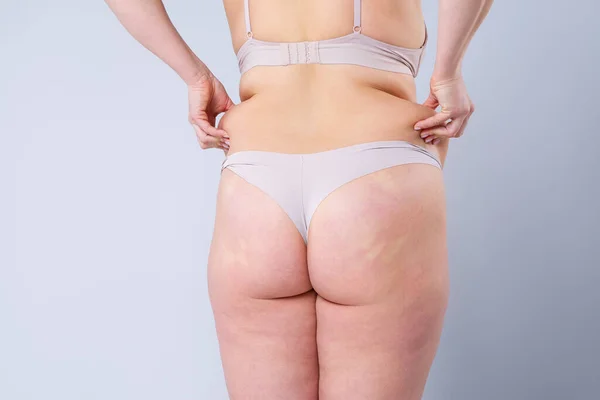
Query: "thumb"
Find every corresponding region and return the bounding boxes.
[422,92,439,110]
[224,97,235,111]
[191,109,210,126]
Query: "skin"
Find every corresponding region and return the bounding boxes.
[105,0,494,398]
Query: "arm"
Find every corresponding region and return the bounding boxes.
[104,0,233,152]
[415,0,494,161]
[433,0,494,81]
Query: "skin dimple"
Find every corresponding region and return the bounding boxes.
[239,237,248,252]
[365,241,384,262]
[308,162,445,302]
[305,163,447,399]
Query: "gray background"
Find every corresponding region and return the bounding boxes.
[2,0,599,399]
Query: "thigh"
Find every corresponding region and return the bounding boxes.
[308,163,449,400]
[208,169,318,400]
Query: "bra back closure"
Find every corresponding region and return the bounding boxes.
[279,41,322,65]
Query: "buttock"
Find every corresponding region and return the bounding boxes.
[220,140,443,245]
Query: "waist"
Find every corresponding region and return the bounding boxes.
[219,67,442,157]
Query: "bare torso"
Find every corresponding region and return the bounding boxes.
[218,0,448,164]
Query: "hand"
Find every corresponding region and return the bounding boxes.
[413,75,475,145]
[188,70,235,154]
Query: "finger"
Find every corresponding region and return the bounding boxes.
[443,117,465,138]
[422,93,439,110]
[420,115,466,138]
[195,122,230,150]
[455,101,474,138]
[194,118,230,139]
[419,124,452,139]
[454,112,472,138]
[414,111,452,131]
[222,136,230,150]
[193,124,225,149]
[198,134,229,151]
[418,131,435,144]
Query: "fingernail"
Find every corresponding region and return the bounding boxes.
[420,132,427,138]
[414,125,421,131]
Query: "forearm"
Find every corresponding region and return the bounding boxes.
[433,0,494,81]
[104,0,209,85]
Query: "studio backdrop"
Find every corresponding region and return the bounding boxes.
[2,1,599,399]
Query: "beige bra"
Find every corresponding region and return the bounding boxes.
[237,0,428,77]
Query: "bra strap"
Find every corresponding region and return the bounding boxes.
[244,0,252,36]
[353,0,361,32]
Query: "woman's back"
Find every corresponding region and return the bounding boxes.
[219,0,442,159]
[104,0,488,397]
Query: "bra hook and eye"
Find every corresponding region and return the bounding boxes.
[247,31,254,38]
[353,25,362,33]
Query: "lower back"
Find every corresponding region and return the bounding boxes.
[220,0,441,157]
